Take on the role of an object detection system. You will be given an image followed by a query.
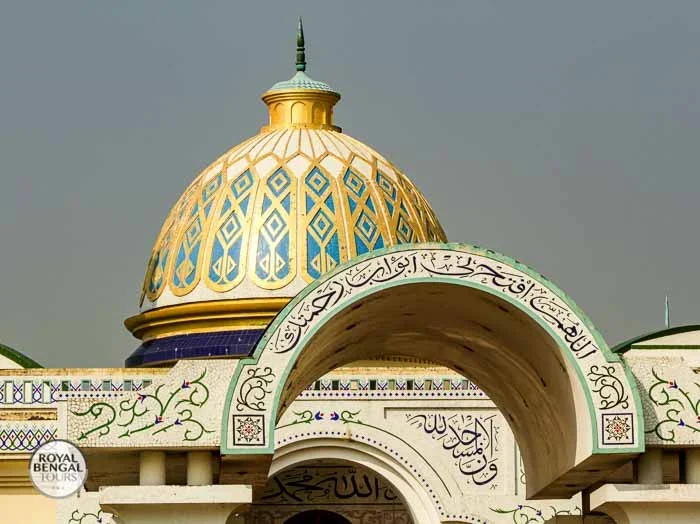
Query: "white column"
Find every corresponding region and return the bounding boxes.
[686,448,700,483]
[187,451,213,486]
[139,450,166,486]
[637,448,663,484]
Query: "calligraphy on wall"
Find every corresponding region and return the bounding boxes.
[404,411,501,490]
[260,464,401,505]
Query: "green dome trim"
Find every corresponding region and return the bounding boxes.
[0,342,42,368]
[269,71,336,93]
[612,324,700,354]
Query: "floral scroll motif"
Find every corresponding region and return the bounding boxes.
[277,409,316,429]
[72,370,212,442]
[68,510,109,524]
[490,504,581,523]
[587,365,629,410]
[236,366,275,412]
[278,409,356,429]
[646,368,700,442]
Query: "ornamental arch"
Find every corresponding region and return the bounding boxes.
[222,244,644,498]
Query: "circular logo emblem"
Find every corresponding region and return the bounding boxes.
[29,440,87,498]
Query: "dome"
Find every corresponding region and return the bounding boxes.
[125,21,446,366]
[140,127,445,311]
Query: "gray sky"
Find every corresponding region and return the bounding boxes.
[1,2,698,368]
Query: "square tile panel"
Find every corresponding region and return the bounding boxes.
[602,413,634,445]
[233,414,265,446]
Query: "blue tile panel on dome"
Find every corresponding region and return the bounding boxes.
[140,129,447,310]
[125,329,265,367]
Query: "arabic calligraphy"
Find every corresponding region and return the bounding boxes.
[529,296,596,360]
[269,250,601,361]
[261,465,399,504]
[406,411,500,487]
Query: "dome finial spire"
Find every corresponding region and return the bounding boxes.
[262,18,341,132]
[296,18,306,72]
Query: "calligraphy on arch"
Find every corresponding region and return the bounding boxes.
[269,249,602,361]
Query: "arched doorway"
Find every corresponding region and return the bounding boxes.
[260,441,431,523]
[284,510,350,524]
[222,245,643,498]
[247,449,417,522]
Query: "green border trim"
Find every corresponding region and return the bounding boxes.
[0,342,42,369]
[630,345,700,350]
[221,243,644,456]
[612,325,700,354]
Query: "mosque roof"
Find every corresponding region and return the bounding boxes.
[612,324,700,353]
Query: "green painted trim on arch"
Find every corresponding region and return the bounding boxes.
[243,277,603,454]
[0,342,42,369]
[630,345,700,350]
[220,242,645,455]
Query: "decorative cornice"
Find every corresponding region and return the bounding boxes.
[0,457,33,488]
[125,298,290,341]
[0,409,57,421]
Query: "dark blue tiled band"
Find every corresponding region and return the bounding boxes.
[125,329,266,367]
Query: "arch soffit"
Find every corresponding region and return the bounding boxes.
[221,244,644,482]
